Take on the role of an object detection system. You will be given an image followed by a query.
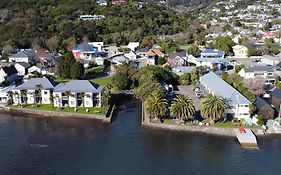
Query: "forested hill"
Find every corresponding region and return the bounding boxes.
[0,0,196,51]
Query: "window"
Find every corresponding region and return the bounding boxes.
[44,91,48,95]
[44,98,48,102]
[71,101,74,105]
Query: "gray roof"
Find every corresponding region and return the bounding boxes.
[14,78,60,90]
[173,66,195,74]
[200,72,250,105]
[54,80,103,93]
[271,89,281,99]
[15,62,31,68]
[244,66,274,73]
[2,66,18,76]
[254,97,267,107]
[10,50,35,59]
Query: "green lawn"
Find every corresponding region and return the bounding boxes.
[213,121,261,129]
[91,77,112,86]
[55,77,71,83]
[12,104,106,115]
[85,65,104,74]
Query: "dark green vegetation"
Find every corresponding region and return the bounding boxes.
[58,52,84,79]
[0,0,194,51]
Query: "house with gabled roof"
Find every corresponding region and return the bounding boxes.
[53,80,103,108]
[238,66,275,79]
[254,97,275,119]
[14,62,31,76]
[9,50,35,63]
[200,49,225,58]
[12,78,61,105]
[167,51,188,68]
[0,65,18,83]
[72,43,98,60]
[200,71,251,119]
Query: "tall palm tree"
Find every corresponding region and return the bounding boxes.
[65,90,72,107]
[7,91,14,104]
[200,94,228,121]
[20,89,28,105]
[170,95,196,121]
[35,84,43,105]
[145,91,169,120]
[78,92,86,108]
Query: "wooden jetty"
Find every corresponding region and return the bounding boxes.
[234,128,258,148]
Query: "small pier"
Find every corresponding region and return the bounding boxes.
[234,128,258,148]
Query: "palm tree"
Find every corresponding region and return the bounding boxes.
[78,92,86,108]
[35,84,43,105]
[170,95,196,121]
[20,89,28,105]
[7,91,14,104]
[200,94,228,122]
[145,91,169,121]
[65,90,72,107]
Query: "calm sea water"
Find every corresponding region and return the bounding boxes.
[0,102,281,175]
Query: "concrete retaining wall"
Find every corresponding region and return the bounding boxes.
[5,107,111,123]
[141,102,265,137]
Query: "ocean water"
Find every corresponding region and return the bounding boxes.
[0,103,281,175]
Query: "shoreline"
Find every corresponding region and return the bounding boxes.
[140,103,266,137]
[1,106,112,123]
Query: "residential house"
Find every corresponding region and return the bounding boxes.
[146,49,165,58]
[112,0,127,5]
[127,42,140,51]
[97,0,107,6]
[269,89,281,117]
[28,65,48,75]
[53,80,103,108]
[12,78,60,105]
[72,43,98,60]
[9,50,35,63]
[137,48,149,57]
[232,45,248,58]
[254,97,275,119]
[200,72,251,119]
[200,49,225,58]
[261,55,281,66]
[238,66,275,79]
[14,62,31,76]
[124,51,138,60]
[111,55,129,65]
[88,42,104,52]
[0,65,18,83]
[188,55,228,70]
[172,66,195,75]
[167,51,188,68]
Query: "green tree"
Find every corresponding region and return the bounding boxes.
[156,57,167,65]
[35,84,43,105]
[200,94,228,121]
[58,52,76,78]
[70,62,85,79]
[249,103,256,116]
[215,36,235,56]
[170,95,196,121]
[65,90,72,107]
[7,91,14,104]
[180,73,191,85]
[78,92,85,108]
[145,91,169,121]
[112,72,131,91]
[20,89,28,105]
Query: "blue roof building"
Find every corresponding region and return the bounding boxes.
[201,49,225,58]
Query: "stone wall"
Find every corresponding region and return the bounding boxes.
[5,107,111,123]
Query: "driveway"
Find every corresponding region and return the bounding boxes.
[176,85,201,111]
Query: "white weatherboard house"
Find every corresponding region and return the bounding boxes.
[12,78,60,105]
[232,45,248,58]
[53,80,103,108]
[238,66,275,79]
[9,50,35,63]
[200,72,250,119]
[14,62,31,76]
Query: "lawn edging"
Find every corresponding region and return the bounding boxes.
[4,106,111,123]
